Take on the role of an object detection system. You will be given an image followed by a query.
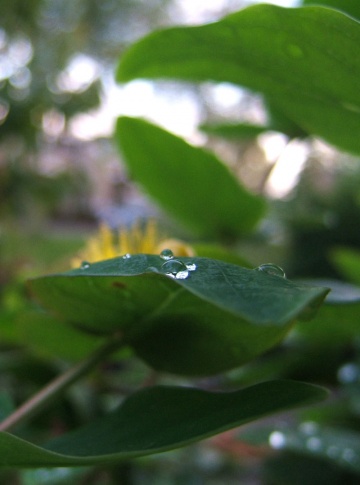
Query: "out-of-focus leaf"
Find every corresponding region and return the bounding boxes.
[116,5,360,155]
[295,279,360,345]
[199,122,268,139]
[0,381,328,468]
[331,247,360,285]
[302,0,360,21]
[28,255,329,375]
[115,117,266,238]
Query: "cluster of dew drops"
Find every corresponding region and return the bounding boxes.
[158,249,197,280]
[118,249,197,280]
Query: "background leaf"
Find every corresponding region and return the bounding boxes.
[115,117,266,238]
[116,5,360,155]
[28,255,329,375]
[0,380,328,468]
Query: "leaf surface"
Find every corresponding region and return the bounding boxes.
[0,381,327,468]
[29,256,329,375]
[117,5,360,154]
[115,117,266,237]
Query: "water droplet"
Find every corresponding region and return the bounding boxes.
[122,253,131,259]
[306,436,322,452]
[299,421,319,436]
[186,263,197,272]
[160,249,174,261]
[146,266,160,273]
[337,363,360,384]
[327,445,340,458]
[80,261,90,269]
[161,259,189,280]
[256,263,286,278]
[342,448,357,463]
[269,431,287,449]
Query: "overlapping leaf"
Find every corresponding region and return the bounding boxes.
[115,117,266,238]
[116,5,360,154]
[0,380,327,468]
[29,255,329,375]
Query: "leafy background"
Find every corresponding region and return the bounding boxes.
[2,0,360,483]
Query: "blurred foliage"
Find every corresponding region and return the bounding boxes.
[1,0,360,483]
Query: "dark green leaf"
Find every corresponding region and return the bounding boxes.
[0,380,328,468]
[29,256,329,375]
[199,122,268,139]
[115,117,266,237]
[296,279,360,345]
[116,5,360,155]
[302,0,360,21]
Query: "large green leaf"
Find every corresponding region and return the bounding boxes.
[29,255,329,375]
[116,5,360,155]
[0,380,327,468]
[115,117,266,238]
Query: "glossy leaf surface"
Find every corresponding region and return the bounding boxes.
[29,256,329,375]
[0,380,327,468]
[115,117,266,237]
[116,5,360,154]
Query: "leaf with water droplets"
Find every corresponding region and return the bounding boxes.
[28,256,329,375]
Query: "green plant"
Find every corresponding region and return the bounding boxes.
[1,1,360,482]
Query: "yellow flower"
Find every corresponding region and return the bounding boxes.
[71,219,195,268]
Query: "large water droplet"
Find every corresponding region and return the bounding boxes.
[80,261,90,269]
[161,259,189,280]
[122,253,131,259]
[269,431,287,449]
[256,263,286,278]
[160,248,174,261]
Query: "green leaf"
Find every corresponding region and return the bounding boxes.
[302,0,360,21]
[296,279,360,345]
[199,122,268,139]
[116,5,360,155]
[115,117,266,238]
[28,256,329,375]
[0,380,328,468]
[331,247,360,285]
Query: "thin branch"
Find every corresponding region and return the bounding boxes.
[0,332,124,433]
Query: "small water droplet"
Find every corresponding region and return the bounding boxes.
[327,445,340,458]
[269,431,287,449]
[146,266,160,273]
[256,263,286,278]
[186,263,197,271]
[342,448,357,463]
[160,249,174,261]
[80,261,90,269]
[122,253,131,259]
[306,436,322,452]
[161,259,189,280]
[299,421,319,436]
[337,363,360,384]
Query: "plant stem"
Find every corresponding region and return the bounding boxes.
[0,333,124,433]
